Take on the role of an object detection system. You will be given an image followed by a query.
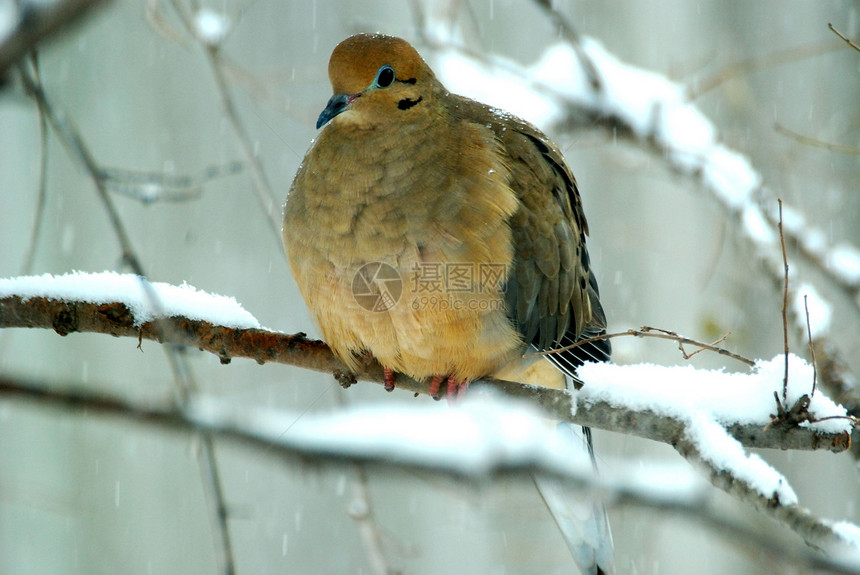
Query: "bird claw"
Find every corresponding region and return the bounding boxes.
[382,370,469,400]
[429,375,469,402]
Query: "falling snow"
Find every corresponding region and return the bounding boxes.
[193,8,230,46]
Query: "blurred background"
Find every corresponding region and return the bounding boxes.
[1,0,859,573]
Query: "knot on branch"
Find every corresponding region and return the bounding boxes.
[767,392,811,430]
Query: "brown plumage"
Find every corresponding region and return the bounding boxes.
[283,33,609,397]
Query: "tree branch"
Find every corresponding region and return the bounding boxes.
[0,294,849,454]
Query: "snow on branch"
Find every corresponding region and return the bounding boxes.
[0,272,850,451]
[1,370,860,573]
[0,271,260,329]
[3,272,858,553]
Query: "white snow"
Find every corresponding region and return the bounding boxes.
[578,354,848,433]
[793,283,832,338]
[700,146,762,210]
[577,355,849,502]
[0,1,18,46]
[740,203,777,247]
[529,43,592,105]
[687,412,797,505]
[187,391,709,506]
[435,38,764,216]
[832,521,860,552]
[578,38,683,138]
[435,49,565,129]
[826,243,860,286]
[189,393,595,478]
[193,8,230,46]
[661,102,717,157]
[0,271,260,329]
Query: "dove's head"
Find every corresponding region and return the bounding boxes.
[316,34,438,129]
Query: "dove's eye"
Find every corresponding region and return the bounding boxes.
[373,65,395,88]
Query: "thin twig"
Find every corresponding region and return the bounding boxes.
[804,295,818,398]
[101,161,243,204]
[530,0,602,91]
[829,23,860,52]
[528,326,755,367]
[167,0,282,247]
[778,199,790,407]
[774,123,860,155]
[17,66,146,277]
[687,40,840,100]
[20,53,49,275]
[17,61,236,575]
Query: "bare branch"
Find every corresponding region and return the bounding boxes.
[687,41,840,100]
[775,123,860,155]
[530,326,755,367]
[166,0,283,247]
[20,54,50,275]
[330,391,393,575]
[805,295,819,398]
[778,199,790,407]
[830,23,860,52]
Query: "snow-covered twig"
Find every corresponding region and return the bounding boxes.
[2,372,859,574]
[673,433,860,572]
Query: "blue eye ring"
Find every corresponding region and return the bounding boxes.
[373,65,395,88]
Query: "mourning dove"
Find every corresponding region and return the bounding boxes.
[283,33,612,575]
[283,33,610,397]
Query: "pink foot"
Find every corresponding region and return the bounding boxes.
[383,367,396,392]
[428,375,469,401]
[447,377,469,404]
[429,375,444,400]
